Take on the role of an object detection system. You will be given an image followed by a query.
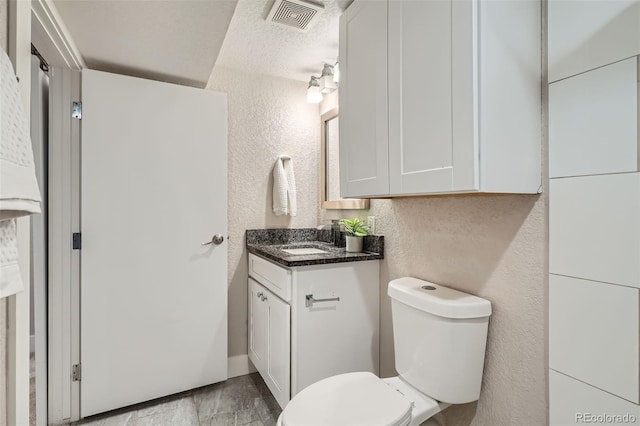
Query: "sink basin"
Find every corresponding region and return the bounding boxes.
[281,248,329,255]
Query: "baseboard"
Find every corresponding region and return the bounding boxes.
[228,354,257,378]
[30,334,35,354]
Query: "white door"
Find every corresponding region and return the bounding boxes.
[80,69,228,417]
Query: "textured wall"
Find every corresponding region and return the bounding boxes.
[369,194,547,425]
[207,66,320,358]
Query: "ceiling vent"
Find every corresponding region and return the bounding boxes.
[266,0,324,32]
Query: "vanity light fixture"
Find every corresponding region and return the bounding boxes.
[307,76,323,103]
[306,60,340,103]
[319,63,338,93]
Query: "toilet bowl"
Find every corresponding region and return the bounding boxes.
[276,277,492,426]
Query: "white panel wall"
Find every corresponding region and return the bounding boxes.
[549,174,640,288]
[549,58,638,178]
[550,371,640,425]
[548,0,640,82]
[549,275,639,403]
[549,1,640,420]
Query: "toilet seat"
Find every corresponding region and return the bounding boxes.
[281,372,413,426]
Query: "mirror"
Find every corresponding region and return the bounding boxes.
[321,108,369,209]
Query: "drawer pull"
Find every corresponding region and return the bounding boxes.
[305,294,340,308]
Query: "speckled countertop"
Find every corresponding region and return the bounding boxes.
[246,228,384,268]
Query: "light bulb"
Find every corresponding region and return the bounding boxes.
[307,86,323,103]
[307,77,323,103]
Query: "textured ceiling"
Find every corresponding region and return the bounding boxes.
[52,0,350,87]
[53,0,238,88]
[213,0,351,84]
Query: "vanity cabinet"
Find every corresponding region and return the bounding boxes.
[339,0,541,198]
[247,253,379,409]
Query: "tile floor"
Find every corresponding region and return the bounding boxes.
[76,374,281,426]
[75,373,281,426]
[29,367,281,426]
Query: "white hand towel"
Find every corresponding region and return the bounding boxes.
[272,155,297,217]
[0,49,42,298]
[284,157,297,217]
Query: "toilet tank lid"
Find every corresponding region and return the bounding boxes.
[388,277,492,319]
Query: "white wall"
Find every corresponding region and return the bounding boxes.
[207,66,320,361]
[368,195,547,425]
[547,1,640,422]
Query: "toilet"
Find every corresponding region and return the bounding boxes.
[277,276,492,426]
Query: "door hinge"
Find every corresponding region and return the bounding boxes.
[72,232,81,250]
[72,363,81,381]
[72,101,82,119]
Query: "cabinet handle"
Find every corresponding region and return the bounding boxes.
[305,294,340,308]
[257,292,263,299]
[262,294,267,302]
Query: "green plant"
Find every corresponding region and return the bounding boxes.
[340,218,370,237]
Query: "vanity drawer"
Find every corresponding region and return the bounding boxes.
[248,254,292,302]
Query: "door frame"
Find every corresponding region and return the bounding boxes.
[29,0,84,423]
[6,2,32,425]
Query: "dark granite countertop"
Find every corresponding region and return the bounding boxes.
[246,228,384,268]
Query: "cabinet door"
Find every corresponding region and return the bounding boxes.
[292,262,379,396]
[265,291,291,409]
[388,0,454,194]
[549,0,640,82]
[339,0,389,197]
[248,278,267,372]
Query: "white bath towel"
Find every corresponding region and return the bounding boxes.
[272,155,297,217]
[0,49,42,298]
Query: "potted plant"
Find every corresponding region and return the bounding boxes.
[340,218,370,253]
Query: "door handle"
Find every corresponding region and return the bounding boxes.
[202,234,224,245]
[305,294,340,308]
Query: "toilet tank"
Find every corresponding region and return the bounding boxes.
[388,277,492,404]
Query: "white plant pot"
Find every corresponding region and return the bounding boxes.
[345,235,364,253]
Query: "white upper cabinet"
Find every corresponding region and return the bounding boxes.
[388,0,455,194]
[339,0,389,198]
[549,0,640,83]
[340,0,542,198]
